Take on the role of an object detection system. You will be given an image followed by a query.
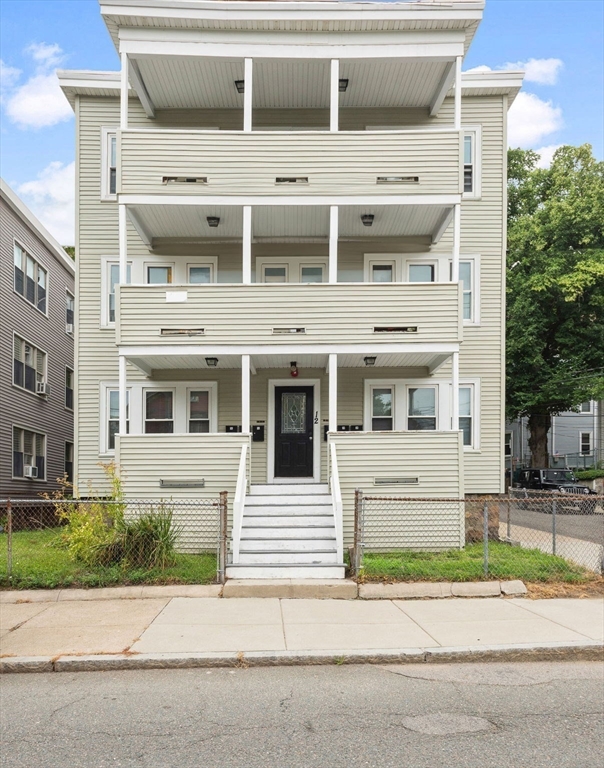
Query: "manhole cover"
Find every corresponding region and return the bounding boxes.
[401,713,493,735]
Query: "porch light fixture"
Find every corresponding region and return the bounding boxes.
[290,361,299,378]
[206,216,220,228]
[338,78,349,92]
[361,214,374,227]
[364,356,377,367]
[234,80,245,94]
[205,357,219,367]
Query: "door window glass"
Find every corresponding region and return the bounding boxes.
[301,266,324,283]
[408,388,436,430]
[371,264,393,283]
[189,266,212,284]
[145,391,174,433]
[372,388,393,431]
[264,267,287,283]
[408,264,435,283]
[147,266,173,284]
[281,392,306,434]
[189,391,210,433]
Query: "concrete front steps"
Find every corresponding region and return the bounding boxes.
[225,483,346,579]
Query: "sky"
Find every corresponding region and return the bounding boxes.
[0,0,603,246]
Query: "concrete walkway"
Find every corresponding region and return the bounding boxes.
[1,594,602,672]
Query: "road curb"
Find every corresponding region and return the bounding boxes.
[1,641,601,674]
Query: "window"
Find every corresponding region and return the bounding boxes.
[107,389,129,451]
[188,390,210,433]
[101,128,117,199]
[505,432,512,457]
[65,442,74,484]
[300,266,324,283]
[460,261,473,321]
[106,261,131,325]
[14,242,47,313]
[580,432,592,455]
[147,265,173,284]
[580,402,592,413]
[188,265,212,284]
[462,128,481,199]
[371,263,394,283]
[13,336,46,394]
[408,264,435,283]
[13,427,45,480]
[145,391,174,433]
[66,291,75,333]
[408,387,437,430]
[459,386,473,446]
[65,368,74,410]
[264,266,287,283]
[371,388,393,431]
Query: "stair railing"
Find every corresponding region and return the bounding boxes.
[232,442,248,563]
[329,440,344,563]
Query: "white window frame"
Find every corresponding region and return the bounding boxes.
[186,387,216,433]
[363,379,449,432]
[505,431,513,458]
[100,386,131,455]
[100,127,118,201]
[65,366,74,411]
[369,385,395,431]
[579,432,592,455]
[66,290,75,335]
[449,254,481,326]
[144,388,176,434]
[13,332,48,397]
[406,260,438,283]
[64,440,74,483]
[579,401,593,414]
[187,260,218,285]
[255,257,328,284]
[455,379,481,451]
[462,125,482,200]
[365,258,397,283]
[13,239,49,316]
[101,257,131,328]
[144,262,175,285]
[12,424,47,482]
[407,385,438,432]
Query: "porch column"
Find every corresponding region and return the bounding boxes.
[242,206,252,284]
[328,354,338,433]
[243,58,253,133]
[451,203,460,283]
[330,59,339,132]
[454,55,462,130]
[451,351,459,432]
[119,204,128,284]
[329,206,338,283]
[241,354,251,433]
[118,354,127,435]
[120,52,129,129]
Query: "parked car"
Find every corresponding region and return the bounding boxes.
[514,469,597,514]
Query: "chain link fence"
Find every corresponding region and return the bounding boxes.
[352,490,604,582]
[1,495,228,587]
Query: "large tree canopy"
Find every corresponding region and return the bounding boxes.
[506,144,604,467]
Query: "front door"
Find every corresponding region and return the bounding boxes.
[274,386,314,478]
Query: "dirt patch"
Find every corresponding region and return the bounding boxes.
[525,578,604,599]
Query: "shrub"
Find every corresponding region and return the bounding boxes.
[576,469,604,481]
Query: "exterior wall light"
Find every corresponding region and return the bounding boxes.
[290,361,299,378]
[338,79,349,92]
[205,357,219,367]
[234,80,245,94]
[361,214,374,227]
[364,356,377,367]
[206,216,220,227]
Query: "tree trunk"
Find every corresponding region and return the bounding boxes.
[527,413,551,468]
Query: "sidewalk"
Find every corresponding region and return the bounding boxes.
[1,591,602,672]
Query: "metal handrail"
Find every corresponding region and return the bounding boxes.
[231,443,248,564]
[329,441,344,563]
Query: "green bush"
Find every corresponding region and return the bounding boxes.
[575,469,604,481]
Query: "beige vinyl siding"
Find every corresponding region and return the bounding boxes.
[331,431,464,546]
[117,282,462,346]
[118,129,462,197]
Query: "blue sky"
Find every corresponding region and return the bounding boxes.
[1,0,602,245]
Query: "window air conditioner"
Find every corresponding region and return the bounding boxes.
[36,381,51,396]
[24,465,38,479]
[66,323,74,334]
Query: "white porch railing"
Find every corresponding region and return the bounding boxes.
[231,442,248,563]
[329,441,344,563]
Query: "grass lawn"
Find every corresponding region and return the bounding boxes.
[361,542,593,583]
[0,528,218,590]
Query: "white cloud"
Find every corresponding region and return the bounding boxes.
[2,42,72,129]
[0,59,22,91]
[466,58,564,85]
[508,91,563,148]
[535,144,563,169]
[17,161,75,245]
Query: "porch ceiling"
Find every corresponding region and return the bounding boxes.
[128,203,453,243]
[131,55,453,110]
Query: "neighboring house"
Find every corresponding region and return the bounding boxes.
[58,0,522,578]
[0,179,75,498]
[506,402,602,471]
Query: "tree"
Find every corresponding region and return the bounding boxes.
[506,144,604,467]
[63,246,75,259]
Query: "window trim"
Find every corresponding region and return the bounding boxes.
[579,401,593,414]
[370,385,394,431]
[366,258,397,283]
[12,332,48,397]
[456,379,481,451]
[101,257,132,328]
[462,125,482,200]
[579,431,593,455]
[13,238,49,317]
[12,424,47,482]
[255,257,328,284]
[406,261,437,283]
[363,379,449,432]
[144,388,175,434]
[449,254,481,326]
[65,366,74,411]
[100,385,131,455]
[187,259,218,285]
[186,387,215,433]
[407,385,438,432]
[66,290,75,336]
[145,262,175,285]
[100,126,118,201]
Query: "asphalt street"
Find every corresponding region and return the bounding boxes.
[1,662,603,768]
[508,503,604,544]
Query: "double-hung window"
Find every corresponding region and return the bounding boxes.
[147,265,173,284]
[66,291,75,333]
[65,442,74,484]
[370,263,394,283]
[580,401,592,413]
[408,387,437,431]
[65,368,74,410]
[580,432,592,455]
[14,242,47,313]
[145,391,174,434]
[13,336,46,394]
[459,386,473,446]
[505,432,512,458]
[106,261,131,325]
[462,128,481,199]
[106,389,129,452]
[188,390,210,433]
[101,128,117,199]
[450,258,477,323]
[371,387,393,431]
[13,427,45,480]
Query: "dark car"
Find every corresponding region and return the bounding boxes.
[515,469,597,514]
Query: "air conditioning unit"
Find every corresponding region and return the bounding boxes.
[66,323,74,334]
[24,465,38,479]
[36,381,51,396]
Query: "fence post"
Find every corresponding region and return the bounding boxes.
[6,499,12,584]
[552,497,557,556]
[506,489,511,541]
[354,489,363,575]
[218,491,228,585]
[483,498,489,576]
